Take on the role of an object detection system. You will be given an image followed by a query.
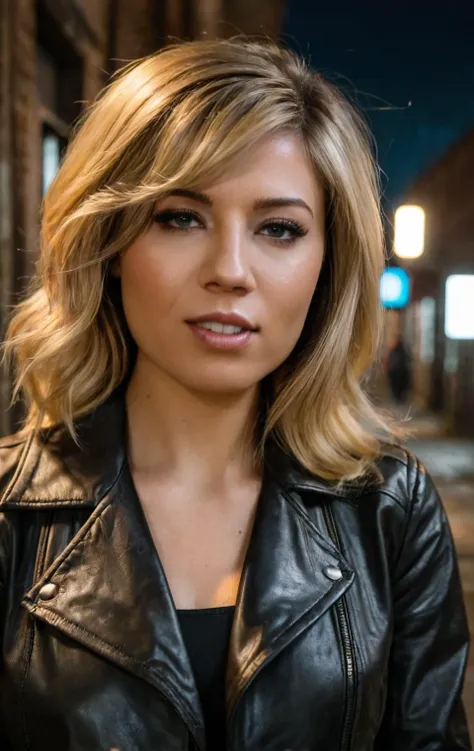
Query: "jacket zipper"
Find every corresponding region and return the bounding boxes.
[322,503,358,751]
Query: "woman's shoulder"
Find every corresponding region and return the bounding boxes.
[371,441,421,500]
[343,441,438,518]
[0,428,32,497]
[351,442,452,564]
[0,424,74,507]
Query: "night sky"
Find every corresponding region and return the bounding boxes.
[283,1,474,214]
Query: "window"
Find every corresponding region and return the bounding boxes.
[42,125,66,195]
[37,46,70,196]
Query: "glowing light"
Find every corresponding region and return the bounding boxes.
[394,205,425,259]
[380,268,410,308]
[445,275,474,340]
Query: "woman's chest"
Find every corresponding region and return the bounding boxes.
[132,474,261,609]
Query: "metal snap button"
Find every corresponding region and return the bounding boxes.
[38,582,58,600]
[324,565,343,581]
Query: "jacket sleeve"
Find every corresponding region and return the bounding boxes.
[374,455,472,750]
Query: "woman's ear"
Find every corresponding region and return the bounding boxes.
[110,254,121,278]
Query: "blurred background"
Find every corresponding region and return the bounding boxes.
[0,0,473,729]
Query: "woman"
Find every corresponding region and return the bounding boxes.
[0,39,470,751]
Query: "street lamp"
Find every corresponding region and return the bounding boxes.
[394,205,425,259]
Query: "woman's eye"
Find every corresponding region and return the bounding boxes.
[153,210,202,230]
[152,211,307,244]
[260,220,308,244]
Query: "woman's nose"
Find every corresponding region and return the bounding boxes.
[202,224,256,294]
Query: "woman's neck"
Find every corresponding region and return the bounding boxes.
[125,356,261,491]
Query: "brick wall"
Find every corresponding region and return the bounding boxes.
[74,0,108,46]
[0,0,14,433]
[10,0,38,278]
[114,0,162,64]
[0,0,40,435]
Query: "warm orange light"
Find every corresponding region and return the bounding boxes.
[394,205,425,259]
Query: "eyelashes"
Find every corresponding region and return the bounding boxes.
[153,209,202,230]
[152,209,309,246]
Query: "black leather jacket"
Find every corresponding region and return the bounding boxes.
[0,391,470,751]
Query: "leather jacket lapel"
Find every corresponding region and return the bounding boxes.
[22,462,206,751]
[226,461,355,718]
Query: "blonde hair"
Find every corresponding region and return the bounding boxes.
[4,38,394,482]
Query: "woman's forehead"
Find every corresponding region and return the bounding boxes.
[189,133,324,208]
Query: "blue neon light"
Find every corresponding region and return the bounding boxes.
[380,268,410,309]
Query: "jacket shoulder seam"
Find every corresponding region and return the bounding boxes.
[377,442,411,467]
[392,453,420,571]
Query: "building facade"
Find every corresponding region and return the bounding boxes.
[400,127,474,435]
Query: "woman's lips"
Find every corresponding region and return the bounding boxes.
[186,311,257,331]
[187,322,255,350]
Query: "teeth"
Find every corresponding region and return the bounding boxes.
[198,322,246,334]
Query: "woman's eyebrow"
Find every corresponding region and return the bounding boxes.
[164,189,314,218]
[165,189,213,206]
[253,197,314,217]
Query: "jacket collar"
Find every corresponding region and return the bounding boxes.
[0,388,128,508]
[0,386,349,509]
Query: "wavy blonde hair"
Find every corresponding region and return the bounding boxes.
[4,38,394,482]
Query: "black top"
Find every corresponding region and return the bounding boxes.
[177,606,235,751]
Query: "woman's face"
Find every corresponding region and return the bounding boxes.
[117,133,326,395]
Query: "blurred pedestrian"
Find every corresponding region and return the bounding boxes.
[387,335,412,404]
